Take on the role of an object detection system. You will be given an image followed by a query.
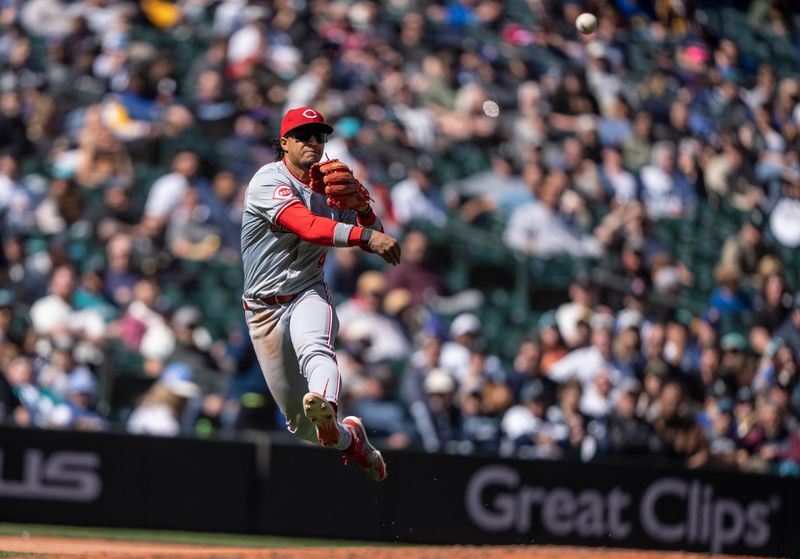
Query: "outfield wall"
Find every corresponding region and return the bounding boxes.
[0,427,259,533]
[0,427,798,557]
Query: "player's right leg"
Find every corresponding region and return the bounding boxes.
[245,304,319,444]
[301,392,340,447]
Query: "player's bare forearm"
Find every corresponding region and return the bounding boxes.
[367,230,401,265]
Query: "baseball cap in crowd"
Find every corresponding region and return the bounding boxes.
[450,313,481,338]
[720,331,748,352]
[644,359,670,378]
[674,308,694,327]
[629,277,648,300]
[589,311,615,332]
[424,368,456,395]
[716,397,734,414]
[623,236,646,254]
[160,362,200,398]
[653,266,680,293]
[172,305,202,329]
[616,309,644,332]
[707,378,732,400]
[745,208,766,230]
[618,377,642,395]
[685,44,710,64]
[735,386,755,405]
[537,310,557,330]
[346,319,374,343]
[335,116,361,139]
[586,40,608,59]
[520,378,549,404]
[469,336,490,356]
[0,289,14,308]
[67,366,97,397]
[700,308,721,330]
[280,107,334,137]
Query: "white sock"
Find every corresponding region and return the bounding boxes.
[332,421,352,450]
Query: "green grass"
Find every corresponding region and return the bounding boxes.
[0,553,47,558]
[0,523,387,548]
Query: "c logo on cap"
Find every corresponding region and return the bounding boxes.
[302,109,319,119]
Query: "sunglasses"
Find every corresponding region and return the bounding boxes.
[287,128,329,143]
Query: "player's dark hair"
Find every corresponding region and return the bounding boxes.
[272,138,284,160]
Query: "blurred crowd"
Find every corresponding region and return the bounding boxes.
[0,0,799,477]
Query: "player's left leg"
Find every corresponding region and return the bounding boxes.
[287,282,351,450]
[341,416,387,481]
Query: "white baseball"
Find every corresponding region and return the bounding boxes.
[482,100,500,118]
[575,13,597,34]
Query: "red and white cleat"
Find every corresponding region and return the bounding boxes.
[302,392,340,447]
[342,416,387,482]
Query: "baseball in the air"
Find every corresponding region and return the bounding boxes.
[575,13,598,34]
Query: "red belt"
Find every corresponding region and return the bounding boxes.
[243,293,299,310]
[259,293,298,306]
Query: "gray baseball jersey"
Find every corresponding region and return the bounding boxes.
[241,160,366,299]
[241,159,381,449]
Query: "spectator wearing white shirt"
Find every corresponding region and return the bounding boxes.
[225,12,267,76]
[5,355,73,429]
[585,43,624,114]
[555,279,595,349]
[142,150,203,230]
[336,271,410,363]
[460,162,541,224]
[1,153,39,242]
[127,362,200,437]
[165,186,222,263]
[439,313,481,384]
[284,58,331,113]
[0,153,24,214]
[640,141,697,220]
[704,139,762,212]
[391,167,447,227]
[580,368,615,418]
[769,173,800,248]
[600,146,637,205]
[117,278,176,371]
[548,320,627,389]
[503,169,603,258]
[29,264,106,363]
[500,378,561,459]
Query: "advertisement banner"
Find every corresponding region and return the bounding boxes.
[0,427,796,557]
[0,427,257,533]
[260,441,391,540]
[386,452,787,557]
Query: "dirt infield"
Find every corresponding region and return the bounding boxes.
[0,535,776,559]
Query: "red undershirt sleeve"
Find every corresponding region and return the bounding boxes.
[276,201,364,247]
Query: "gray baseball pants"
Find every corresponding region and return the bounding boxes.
[244,282,346,446]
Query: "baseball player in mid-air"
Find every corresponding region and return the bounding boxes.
[241,107,400,481]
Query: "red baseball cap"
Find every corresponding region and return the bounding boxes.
[280,107,334,137]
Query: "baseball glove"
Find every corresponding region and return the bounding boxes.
[309,159,372,211]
